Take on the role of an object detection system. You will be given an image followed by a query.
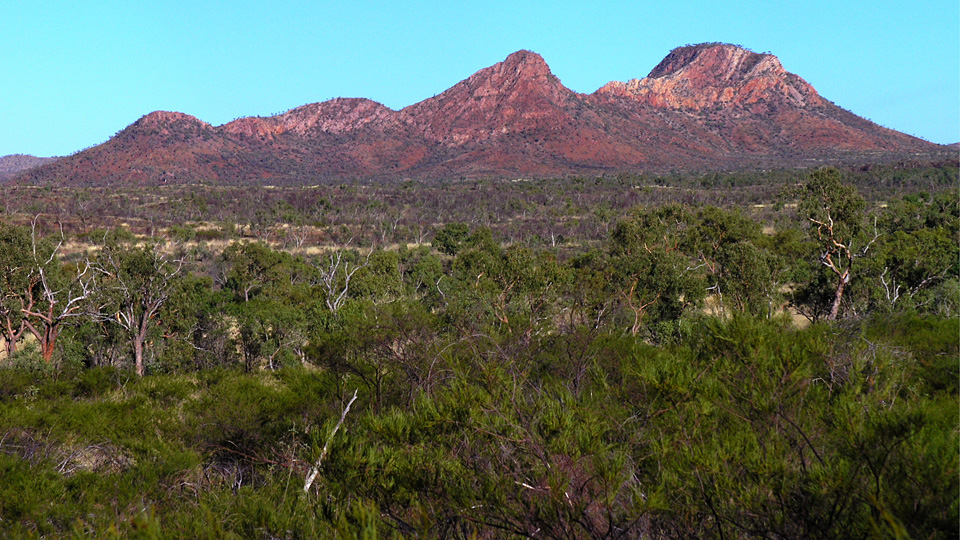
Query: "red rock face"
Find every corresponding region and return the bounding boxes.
[15,44,946,186]
[597,44,822,111]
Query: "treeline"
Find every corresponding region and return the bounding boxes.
[2,159,956,250]
[0,169,957,538]
[1,169,956,372]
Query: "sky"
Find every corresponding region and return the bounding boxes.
[2,0,958,157]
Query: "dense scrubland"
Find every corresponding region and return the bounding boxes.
[0,164,957,538]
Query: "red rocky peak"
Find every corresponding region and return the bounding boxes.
[400,50,576,144]
[597,43,822,110]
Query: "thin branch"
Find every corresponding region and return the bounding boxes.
[304,389,359,494]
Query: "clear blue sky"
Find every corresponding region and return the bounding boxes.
[3,0,958,157]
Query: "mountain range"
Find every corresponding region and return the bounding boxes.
[11,43,950,185]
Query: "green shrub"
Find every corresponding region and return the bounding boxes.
[864,312,960,394]
[74,367,124,399]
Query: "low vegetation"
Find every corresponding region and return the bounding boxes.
[0,166,956,538]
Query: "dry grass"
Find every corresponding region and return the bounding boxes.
[0,428,135,476]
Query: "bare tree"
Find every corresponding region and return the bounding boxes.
[313,242,372,315]
[19,219,95,363]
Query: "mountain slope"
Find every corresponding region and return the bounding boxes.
[12,44,946,185]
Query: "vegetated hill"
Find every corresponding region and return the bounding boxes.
[0,154,57,180]
[13,44,950,186]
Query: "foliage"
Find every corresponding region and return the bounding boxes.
[0,223,33,356]
[432,222,471,256]
[0,167,957,538]
[0,315,954,538]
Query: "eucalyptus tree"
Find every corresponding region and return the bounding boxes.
[0,224,32,357]
[871,191,960,314]
[684,206,779,317]
[218,241,287,303]
[606,205,706,337]
[432,222,471,256]
[441,226,565,338]
[91,238,186,376]
[3,221,96,363]
[219,241,317,371]
[797,168,877,320]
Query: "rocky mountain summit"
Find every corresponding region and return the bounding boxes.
[13,44,947,186]
[597,43,822,110]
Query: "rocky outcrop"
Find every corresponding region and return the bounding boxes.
[595,44,822,111]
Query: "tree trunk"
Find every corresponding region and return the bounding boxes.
[2,319,22,358]
[134,337,145,376]
[828,270,850,321]
[41,341,56,363]
[133,313,154,376]
[21,319,58,362]
[40,325,58,363]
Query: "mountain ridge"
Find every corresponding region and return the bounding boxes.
[0,154,59,180]
[12,44,948,185]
